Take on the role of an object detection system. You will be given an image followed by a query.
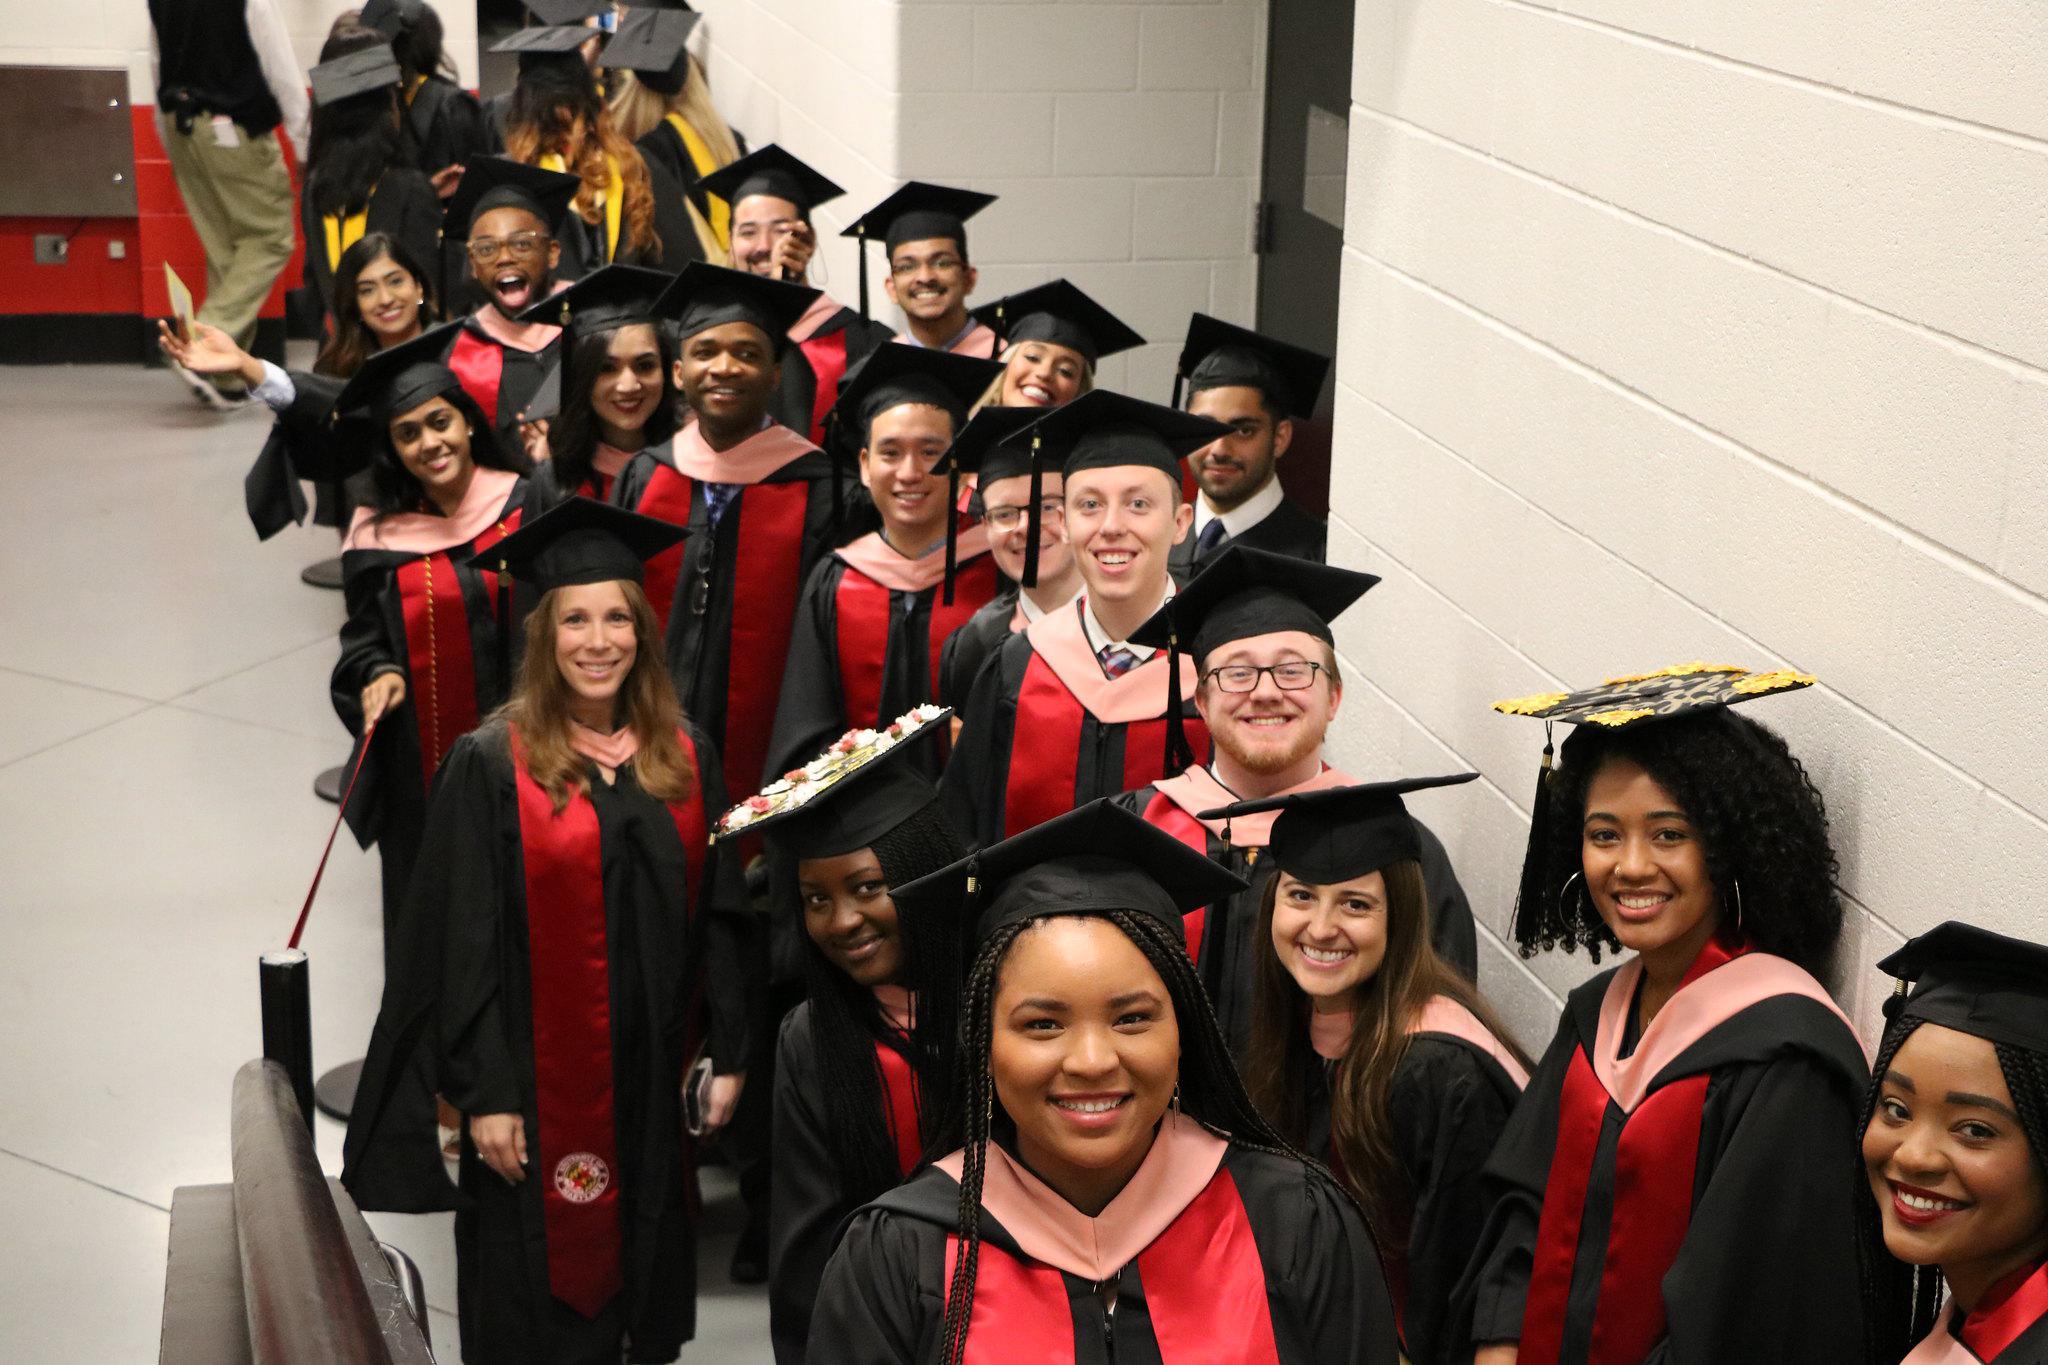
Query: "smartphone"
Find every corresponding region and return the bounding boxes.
[683,1055,715,1135]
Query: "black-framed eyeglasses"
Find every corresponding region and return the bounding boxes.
[1201,661,1325,693]
[982,499,1065,532]
[467,232,548,263]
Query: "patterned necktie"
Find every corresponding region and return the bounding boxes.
[1194,518,1228,559]
[1098,645,1141,679]
[703,480,740,527]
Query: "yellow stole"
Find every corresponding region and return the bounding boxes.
[322,199,371,273]
[540,152,624,262]
[664,112,730,251]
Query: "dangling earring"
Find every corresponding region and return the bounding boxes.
[1169,1083,1181,1117]
[1729,877,1745,937]
[1558,871,1589,922]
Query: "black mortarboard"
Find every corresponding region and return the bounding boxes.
[714,705,952,858]
[309,43,402,107]
[972,279,1144,367]
[890,798,1247,945]
[516,261,674,333]
[839,180,997,318]
[443,156,581,238]
[601,6,702,95]
[1881,922,2048,1057]
[358,0,422,39]
[491,24,599,76]
[697,143,843,217]
[524,0,610,23]
[466,495,687,592]
[948,406,1041,488]
[520,356,562,425]
[1199,775,1479,885]
[654,260,818,346]
[1175,313,1330,418]
[1128,544,1378,771]
[332,321,468,427]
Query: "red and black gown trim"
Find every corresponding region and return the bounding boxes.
[772,307,896,447]
[442,314,559,456]
[341,721,754,1363]
[936,589,1019,710]
[1457,951,1874,1364]
[809,1142,1401,1363]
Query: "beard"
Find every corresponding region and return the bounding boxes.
[1217,712,1322,775]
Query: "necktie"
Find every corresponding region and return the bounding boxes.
[1098,645,1141,679]
[1194,519,1228,559]
[703,480,740,528]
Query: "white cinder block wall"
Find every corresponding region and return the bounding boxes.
[694,0,1266,399]
[1325,0,2048,1053]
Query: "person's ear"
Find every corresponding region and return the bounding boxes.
[882,269,900,307]
[1272,416,1294,459]
[546,238,562,273]
[962,263,978,298]
[858,447,876,492]
[1171,497,1194,544]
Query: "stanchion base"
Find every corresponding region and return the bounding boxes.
[301,557,345,590]
[314,1058,363,1122]
[314,765,345,804]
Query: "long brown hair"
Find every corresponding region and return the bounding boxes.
[1244,858,1528,1240]
[505,84,661,263]
[498,579,695,810]
[605,63,736,262]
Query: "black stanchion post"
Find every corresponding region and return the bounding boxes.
[259,950,315,1136]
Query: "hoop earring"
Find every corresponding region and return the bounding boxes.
[1558,870,1589,922]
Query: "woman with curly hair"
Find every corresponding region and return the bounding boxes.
[1861,922,2048,1363]
[809,799,1402,1364]
[603,5,748,262]
[500,30,698,278]
[1459,664,1890,1365]
[343,497,755,1365]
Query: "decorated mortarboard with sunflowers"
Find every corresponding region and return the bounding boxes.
[1492,661,1816,730]
[712,704,951,844]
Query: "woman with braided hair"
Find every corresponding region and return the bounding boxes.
[808,799,1401,1364]
[1460,664,1890,1365]
[714,708,969,1363]
[1862,922,2048,1363]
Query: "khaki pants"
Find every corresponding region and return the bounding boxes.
[159,113,296,357]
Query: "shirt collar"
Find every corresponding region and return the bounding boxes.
[1079,583,1174,659]
[897,316,980,352]
[1195,474,1285,538]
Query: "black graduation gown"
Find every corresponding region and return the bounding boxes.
[340,721,753,1364]
[403,74,490,181]
[1456,960,1874,1364]
[331,477,530,945]
[243,370,347,537]
[936,589,1019,710]
[809,1140,1400,1363]
[772,306,896,447]
[613,436,840,803]
[1298,1035,1521,1365]
[298,168,443,329]
[553,155,703,281]
[632,118,748,250]
[438,310,558,457]
[1169,496,1327,582]
[765,543,1002,781]
[1113,779,1478,1052]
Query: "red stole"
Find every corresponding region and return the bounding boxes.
[722,481,812,796]
[1139,788,1214,961]
[394,514,518,792]
[445,328,505,427]
[874,1036,923,1180]
[627,461,693,631]
[1518,940,1848,1364]
[1964,1261,2048,1362]
[831,553,1002,733]
[799,328,850,447]
[509,725,707,1318]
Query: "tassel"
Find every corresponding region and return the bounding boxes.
[1509,725,1559,949]
[942,460,961,606]
[495,562,512,697]
[1170,370,1185,411]
[1163,629,1194,775]
[855,225,869,319]
[1021,432,1043,589]
[827,409,846,535]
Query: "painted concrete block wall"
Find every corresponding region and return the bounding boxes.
[1328,0,2048,1053]
[692,0,1265,397]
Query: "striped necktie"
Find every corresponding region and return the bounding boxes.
[1098,645,1141,679]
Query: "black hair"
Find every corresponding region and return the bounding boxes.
[314,230,436,378]
[1511,707,1844,971]
[306,26,406,220]
[389,4,457,84]
[929,905,1334,1365]
[365,386,524,517]
[508,57,603,155]
[1853,1011,2048,1362]
[545,320,680,493]
[793,802,968,1207]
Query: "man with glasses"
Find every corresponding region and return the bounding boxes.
[438,157,582,457]
[1113,544,1477,1052]
[936,408,1084,710]
[841,182,1000,357]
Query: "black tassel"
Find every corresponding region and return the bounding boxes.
[1164,630,1194,775]
[942,461,961,606]
[436,227,449,322]
[1509,726,1558,951]
[855,226,869,320]
[1170,370,1185,410]
[1021,433,1043,589]
[495,563,512,697]
[827,409,846,534]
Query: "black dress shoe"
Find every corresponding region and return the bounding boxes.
[728,1226,768,1285]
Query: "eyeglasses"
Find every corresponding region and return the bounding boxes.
[982,499,1065,532]
[889,254,965,279]
[1201,661,1325,693]
[467,233,548,263]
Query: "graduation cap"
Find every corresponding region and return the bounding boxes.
[491,24,600,77]
[697,144,844,218]
[443,156,581,238]
[1007,389,1229,590]
[971,279,1144,368]
[515,261,674,340]
[358,0,423,39]
[1493,661,1819,955]
[1175,313,1330,418]
[520,355,562,425]
[713,704,952,856]
[654,260,818,346]
[891,798,1247,946]
[839,180,998,319]
[602,6,704,95]
[332,320,468,428]
[309,43,402,107]
[824,343,1004,602]
[1128,543,1379,772]
[948,406,1041,490]
[467,495,687,592]
[1880,922,2048,1057]
[524,0,611,23]
[1199,774,1479,885]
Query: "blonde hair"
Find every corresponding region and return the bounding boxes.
[967,339,1097,416]
[500,580,696,811]
[606,59,740,262]
[505,105,662,262]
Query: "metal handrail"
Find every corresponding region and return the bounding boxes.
[377,1242,433,1350]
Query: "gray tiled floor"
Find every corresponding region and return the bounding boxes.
[0,360,772,1362]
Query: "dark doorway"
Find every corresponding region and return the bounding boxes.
[1254,0,1356,521]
